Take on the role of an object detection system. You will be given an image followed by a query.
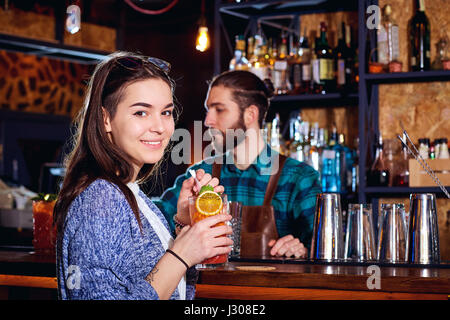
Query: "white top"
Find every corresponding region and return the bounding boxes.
[127,182,186,300]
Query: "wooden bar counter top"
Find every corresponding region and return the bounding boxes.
[0,249,449,300]
[196,258,450,300]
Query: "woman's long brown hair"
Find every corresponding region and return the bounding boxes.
[53,51,179,234]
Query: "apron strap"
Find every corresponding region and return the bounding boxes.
[212,154,287,206]
[212,161,222,180]
[263,155,287,206]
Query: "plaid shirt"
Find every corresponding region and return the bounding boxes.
[153,146,321,249]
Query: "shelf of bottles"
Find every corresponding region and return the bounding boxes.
[228,19,359,103]
[264,112,358,195]
[362,0,450,197]
[220,0,450,198]
[365,1,450,79]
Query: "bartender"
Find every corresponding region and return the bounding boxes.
[154,70,321,259]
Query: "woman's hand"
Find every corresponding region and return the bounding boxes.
[176,169,224,225]
[170,213,233,267]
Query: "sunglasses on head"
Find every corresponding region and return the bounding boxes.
[116,56,171,74]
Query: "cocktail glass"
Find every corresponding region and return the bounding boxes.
[32,200,57,254]
[188,193,229,269]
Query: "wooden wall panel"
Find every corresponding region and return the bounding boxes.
[0,7,116,52]
[0,8,55,42]
[64,23,116,52]
[376,0,450,142]
[0,50,90,118]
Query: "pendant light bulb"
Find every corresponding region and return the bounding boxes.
[196,25,210,52]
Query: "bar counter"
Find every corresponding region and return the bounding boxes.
[0,249,449,300]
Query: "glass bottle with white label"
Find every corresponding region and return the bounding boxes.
[335,22,349,91]
[289,115,305,162]
[298,30,312,94]
[382,5,400,65]
[273,35,289,95]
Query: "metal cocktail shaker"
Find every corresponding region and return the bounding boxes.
[377,203,408,263]
[407,193,440,264]
[310,193,344,261]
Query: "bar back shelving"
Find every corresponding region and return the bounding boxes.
[214,0,450,221]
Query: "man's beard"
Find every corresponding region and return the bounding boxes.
[207,114,247,154]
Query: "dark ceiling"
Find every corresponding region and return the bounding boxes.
[10,0,213,29]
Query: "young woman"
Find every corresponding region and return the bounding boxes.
[54,51,232,300]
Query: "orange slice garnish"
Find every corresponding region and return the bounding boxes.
[195,191,223,216]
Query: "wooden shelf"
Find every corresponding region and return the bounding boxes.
[272,92,358,103]
[363,70,450,84]
[363,186,450,197]
[0,33,110,65]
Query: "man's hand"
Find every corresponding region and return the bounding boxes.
[268,235,307,258]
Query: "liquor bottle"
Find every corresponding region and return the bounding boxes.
[316,128,327,180]
[267,38,277,89]
[335,22,349,91]
[269,113,286,155]
[316,22,335,94]
[377,7,389,69]
[335,133,348,194]
[250,27,270,81]
[339,134,354,193]
[298,29,312,94]
[289,115,305,162]
[418,138,430,159]
[438,138,449,159]
[394,134,410,186]
[247,36,255,64]
[288,34,302,94]
[308,122,320,172]
[347,25,359,89]
[382,5,400,66]
[285,114,297,154]
[302,121,311,162]
[409,0,430,71]
[432,37,450,70]
[311,36,320,93]
[321,126,340,192]
[351,138,359,193]
[270,113,282,154]
[229,35,250,71]
[368,136,390,186]
[273,35,289,95]
[432,139,441,159]
[429,141,436,159]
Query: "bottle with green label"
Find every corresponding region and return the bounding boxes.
[316,22,335,94]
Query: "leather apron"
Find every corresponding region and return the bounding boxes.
[212,155,287,258]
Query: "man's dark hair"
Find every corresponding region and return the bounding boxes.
[209,70,274,127]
